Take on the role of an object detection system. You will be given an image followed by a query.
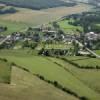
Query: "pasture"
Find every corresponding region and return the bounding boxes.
[0,59,11,83]
[65,56,100,67]
[48,57,100,94]
[0,66,77,100]
[58,19,83,34]
[0,3,92,35]
[0,50,100,100]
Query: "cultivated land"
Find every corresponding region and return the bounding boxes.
[0,66,78,100]
[0,50,100,100]
[0,2,99,100]
[0,3,92,35]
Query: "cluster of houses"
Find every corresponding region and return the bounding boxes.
[0,24,100,50]
[85,32,100,41]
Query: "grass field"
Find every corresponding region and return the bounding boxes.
[65,56,100,67]
[0,60,11,83]
[48,57,100,94]
[0,3,92,35]
[58,19,83,34]
[95,50,100,55]
[0,50,100,100]
[0,66,78,100]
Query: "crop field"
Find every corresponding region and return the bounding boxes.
[48,57,100,94]
[0,66,78,100]
[0,3,92,35]
[44,43,72,50]
[0,50,100,100]
[0,59,11,83]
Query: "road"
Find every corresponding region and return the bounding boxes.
[0,35,11,45]
[76,40,100,58]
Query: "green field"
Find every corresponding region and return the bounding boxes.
[0,66,78,100]
[0,50,100,100]
[0,60,11,83]
[65,56,100,67]
[48,57,100,93]
[0,19,28,35]
[58,19,83,34]
[95,50,100,55]
[0,3,91,35]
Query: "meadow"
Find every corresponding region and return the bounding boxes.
[48,57,100,94]
[0,50,100,100]
[0,66,78,100]
[0,3,92,35]
[58,19,83,34]
[0,59,11,83]
[65,56,100,67]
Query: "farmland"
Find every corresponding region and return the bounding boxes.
[0,1,99,100]
[0,50,100,100]
[65,56,100,67]
[48,56,100,93]
[0,66,78,100]
[0,59,11,83]
[0,3,92,35]
[58,19,83,34]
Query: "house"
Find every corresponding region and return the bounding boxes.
[85,32,98,41]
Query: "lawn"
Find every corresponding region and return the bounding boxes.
[0,59,11,83]
[0,50,100,100]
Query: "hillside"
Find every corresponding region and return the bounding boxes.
[0,0,76,10]
[0,66,77,100]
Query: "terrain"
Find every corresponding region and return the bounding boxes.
[0,0,76,10]
[0,3,92,35]
[0,1,100,100]
[0,50,100,100]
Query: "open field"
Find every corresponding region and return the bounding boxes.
[0,3,92,35]
[0,66,78,100]
[0,60,11,83]
[65,56,100,67]
[48,57,100,93]
[0,50,100,100]
[58,19,83,34]
[95,50,100,55]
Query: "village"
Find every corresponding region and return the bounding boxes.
[0,23,100,58]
